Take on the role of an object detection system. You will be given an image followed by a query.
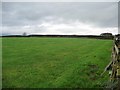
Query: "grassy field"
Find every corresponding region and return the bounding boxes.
[2,37,113,88]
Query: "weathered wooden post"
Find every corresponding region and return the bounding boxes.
[105,34,120,89]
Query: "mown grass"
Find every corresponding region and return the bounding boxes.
[2,37,113,88]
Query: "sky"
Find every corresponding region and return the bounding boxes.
[2,2,118,35]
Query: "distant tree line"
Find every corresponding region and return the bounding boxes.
[2,33,114,40]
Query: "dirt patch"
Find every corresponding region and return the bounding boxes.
[87,64,99,81]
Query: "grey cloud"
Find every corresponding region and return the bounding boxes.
[2,2,118,35]
[2,2,118,27]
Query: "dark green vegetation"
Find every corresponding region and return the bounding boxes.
[2,37,113,88]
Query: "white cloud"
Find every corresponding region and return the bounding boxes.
[2,19,118,35]
[2,2,118,35]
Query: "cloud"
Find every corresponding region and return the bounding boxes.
[2,2,118,35]
[2,19,118,35]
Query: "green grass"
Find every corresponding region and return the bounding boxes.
[2,37,113,88]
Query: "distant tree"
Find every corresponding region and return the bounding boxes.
[100,33,112,36]
[23,32,27,36]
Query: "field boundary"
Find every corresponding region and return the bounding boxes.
[1,35,114,40]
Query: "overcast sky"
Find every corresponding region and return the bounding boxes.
[2,2,118,35]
